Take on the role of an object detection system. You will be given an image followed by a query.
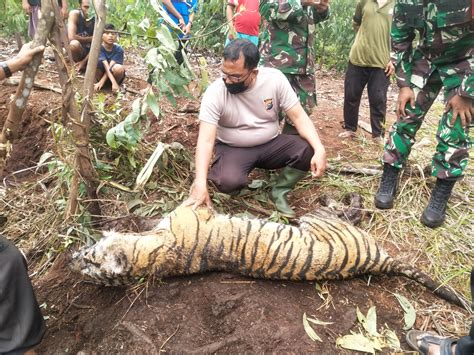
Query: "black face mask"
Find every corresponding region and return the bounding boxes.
[224,80,248,94]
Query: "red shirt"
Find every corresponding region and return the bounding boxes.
[228,0,261,36]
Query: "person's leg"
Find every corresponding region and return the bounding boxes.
[382,72,442,169]
[375,70,442,209]
[0,236,45,354]
[420,88,470,227]
[70,40,85,62]
[207,142,258,194]
[28,6,41,39]
[110,64,126,84]
[343,62,369,134]
[367,67,390,138]
[282,74,316,135]
[255,135,314,171]
[255,135,314,217]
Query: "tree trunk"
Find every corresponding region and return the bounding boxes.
[66,0,106,218]
[0,0,55,172]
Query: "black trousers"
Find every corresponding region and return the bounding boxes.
[0,236,45,355]
[208,134,314,194]
[343,61,390,137]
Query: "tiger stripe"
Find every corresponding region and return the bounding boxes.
[71,205,466,308]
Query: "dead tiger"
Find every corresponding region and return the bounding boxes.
[70,205,466,308]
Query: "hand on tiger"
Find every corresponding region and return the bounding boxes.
[445,94,472,128]
[183,182,212,210]
[310,147,327,178]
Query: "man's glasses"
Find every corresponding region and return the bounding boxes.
[221,70,252,83]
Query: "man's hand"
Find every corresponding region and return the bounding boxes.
[184,22,192,35]
[178,17,185,29]
[182,182,213,210]
[94,81,104,91]
[396,86,415,118]
[315,0,329,12]
[111,82,120,92]
[310,147,327,178]
[22,0,32,14]
[15,43,45,70]
[445,94,473,128]
[385,61,394,77]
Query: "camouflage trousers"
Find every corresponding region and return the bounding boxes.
[383,71,471,179]
[283,73,317,130]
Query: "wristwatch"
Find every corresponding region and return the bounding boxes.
[1,62,12,78]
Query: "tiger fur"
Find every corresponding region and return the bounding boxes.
[70,205,466,308]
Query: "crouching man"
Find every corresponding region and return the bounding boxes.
[184,39,327,217]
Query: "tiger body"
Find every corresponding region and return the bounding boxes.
[71,205,464,307]
[72,205,391,285]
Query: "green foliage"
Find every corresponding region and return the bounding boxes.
[314,0,357,71]
[0,0,28,39]
[192,0,227,54]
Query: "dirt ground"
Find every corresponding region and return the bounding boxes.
[0,39,468,354]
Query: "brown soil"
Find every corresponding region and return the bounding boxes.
[0,40,464,354]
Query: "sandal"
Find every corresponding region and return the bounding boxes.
[406,330,458,355]
[338,130,356,138]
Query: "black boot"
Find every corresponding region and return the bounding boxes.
[374,164,400,209]
[421,179,456,228]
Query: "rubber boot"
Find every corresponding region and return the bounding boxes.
[270,167,307,218]
[374,163,401,209]
[420,178,456,228]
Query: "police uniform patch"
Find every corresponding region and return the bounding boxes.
[264,98,273,110]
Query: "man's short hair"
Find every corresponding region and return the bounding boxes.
[223,39,260,70]
[104,24,115,31]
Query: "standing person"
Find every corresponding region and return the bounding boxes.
[225,0,261,47]
[0,43,47,355]
[22,0,68,39]
[259,0,330,134]
[339,0,395,143]
[184,39,327,218]
[68,0,95,71]
[162,0,198,65]
[94,24,125,92]
[374,0,473,228]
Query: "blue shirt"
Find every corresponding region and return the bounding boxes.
[98,44,124,71]
[164,0,198,38]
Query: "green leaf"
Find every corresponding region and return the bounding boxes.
[336,333,375,354]
[357,306,380,336]
[302,313,323,342]
[383,328,401,350]
[146,90,160,118]
[394,293,416,330]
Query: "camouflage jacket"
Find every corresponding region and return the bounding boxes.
[391,0,473,98]
[259,0,330,75]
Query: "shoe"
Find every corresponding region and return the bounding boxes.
[338,130,355,138]
[421,178,456,228]
[406,330,457,355]
[269,167,307,218]
[374,164,400,209]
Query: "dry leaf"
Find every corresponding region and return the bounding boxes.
[336,333,375,354]
[302,313,323,342]
[394,293,416,330]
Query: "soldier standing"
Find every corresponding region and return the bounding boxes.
[374,0,473,228]
[259,0,330,134]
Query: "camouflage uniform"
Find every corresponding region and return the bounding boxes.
[384,0,473,179]
[259,0,329,115]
